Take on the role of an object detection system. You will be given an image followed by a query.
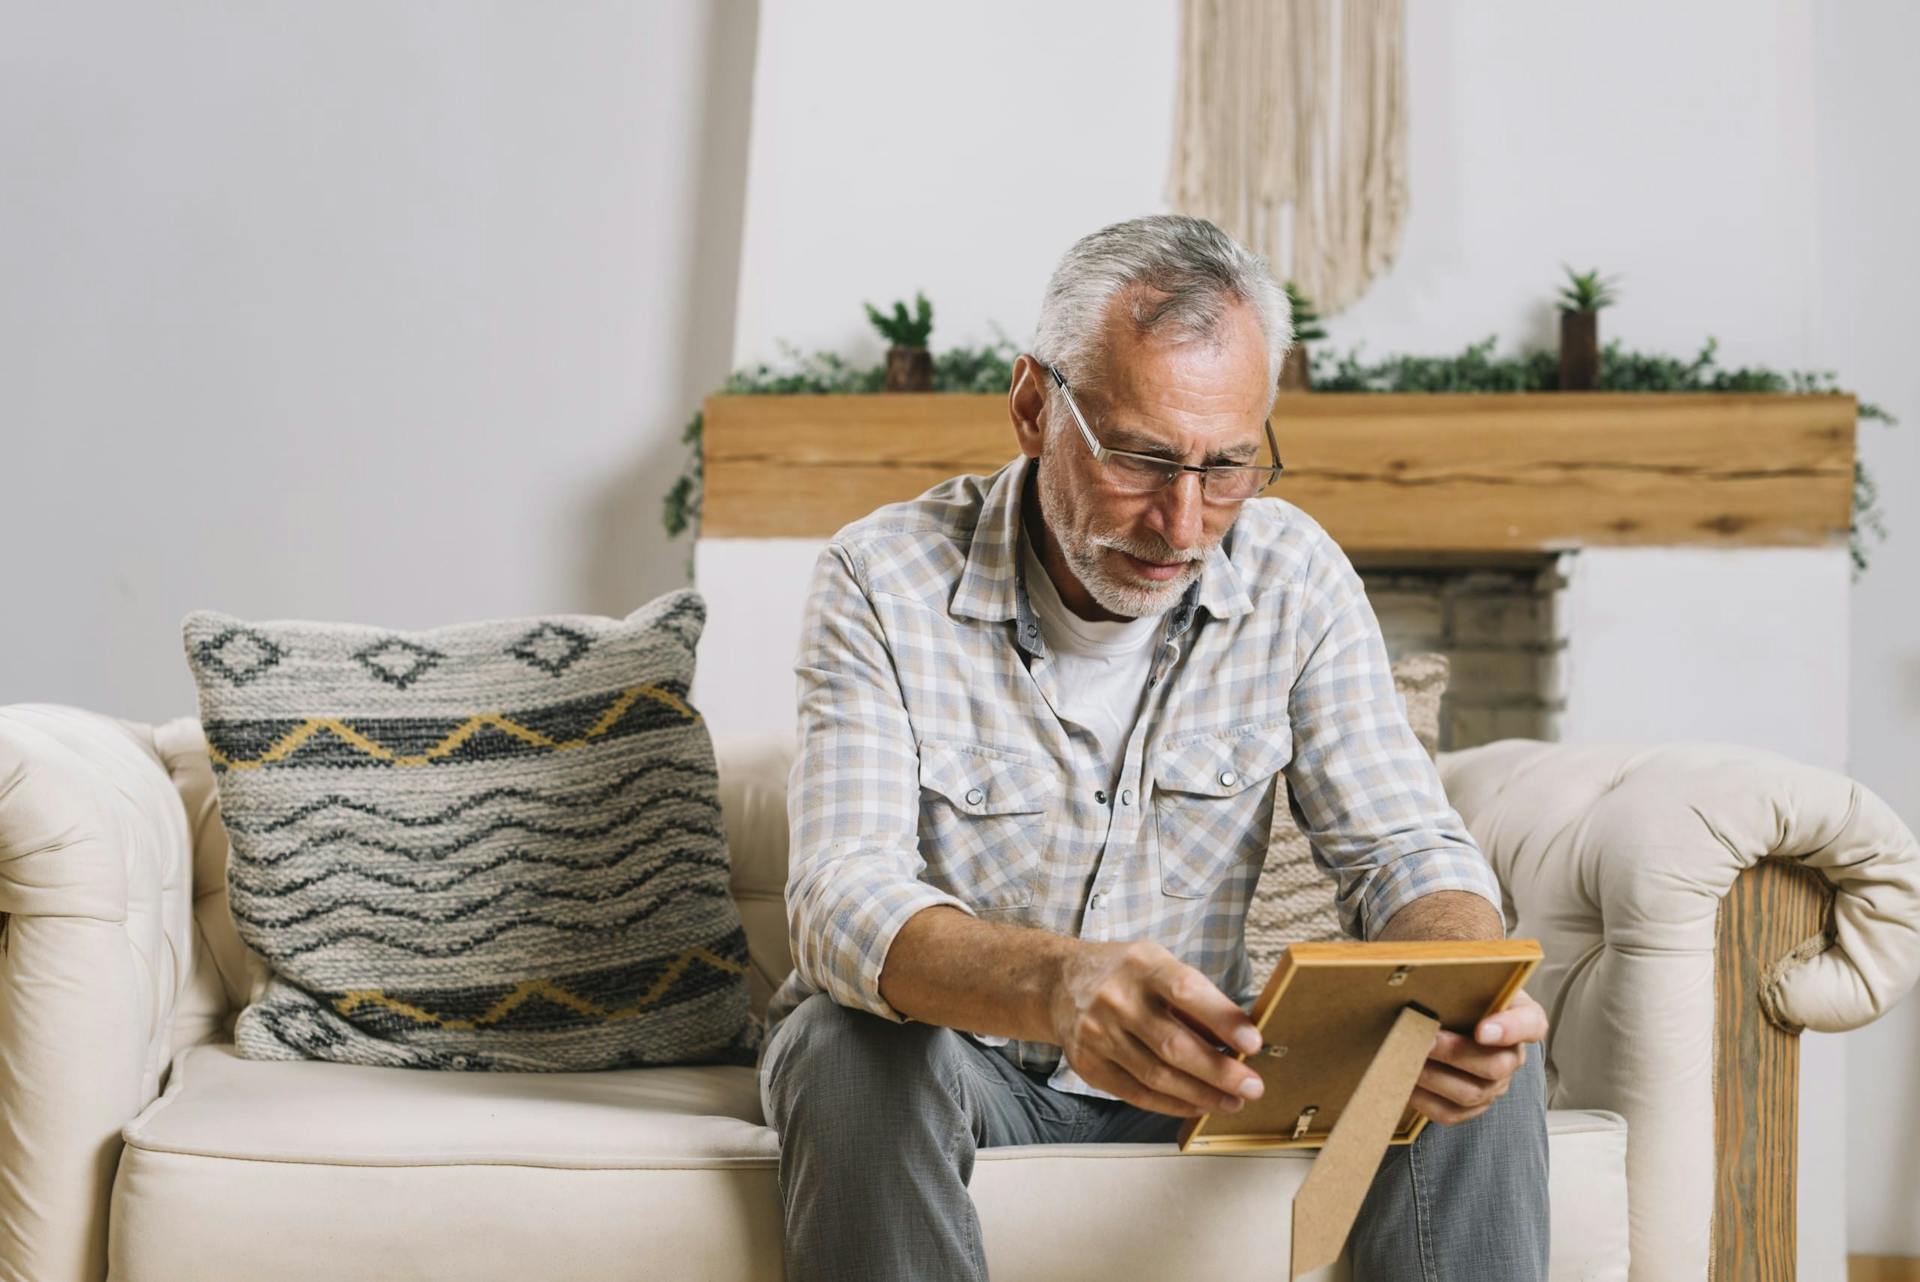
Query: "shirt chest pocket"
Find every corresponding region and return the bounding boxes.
[1149,724,1294,900]
[916,740,1056,910]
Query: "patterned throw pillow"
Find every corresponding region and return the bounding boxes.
[1243,653,1451,977]
[180,590,756,1071]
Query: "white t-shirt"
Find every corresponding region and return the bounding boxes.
[1020,536,1163,787]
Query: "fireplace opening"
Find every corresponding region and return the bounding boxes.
[1356,554,1570,752]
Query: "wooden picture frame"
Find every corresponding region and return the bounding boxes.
[1178,939,1543,1154]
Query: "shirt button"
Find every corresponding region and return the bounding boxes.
[1089,892,1105,910]
[1220,771,1238,787]
[1095,789,1108,805]
[1120,789,1134,806]
[965,787,985,806]
[1025,623,1039,637]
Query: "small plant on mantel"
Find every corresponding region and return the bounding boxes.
[865,291,936,391]
[1557,265,1621,391]
[1279,281,1327,392]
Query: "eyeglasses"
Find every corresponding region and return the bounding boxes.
[1043,362,1283,503]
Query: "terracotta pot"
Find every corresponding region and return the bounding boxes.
[1559,310,1599,390]
[1279,343,1312,392]
[884,346,933,392]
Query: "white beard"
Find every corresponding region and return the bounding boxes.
[1035,455,1214,619]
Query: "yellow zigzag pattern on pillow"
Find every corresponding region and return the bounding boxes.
[207,684,700,771]
[330,945,748,1030]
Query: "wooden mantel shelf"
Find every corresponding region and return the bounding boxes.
[699,392,1856,551]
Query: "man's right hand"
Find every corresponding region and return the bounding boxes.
[1048,939,1267,1117]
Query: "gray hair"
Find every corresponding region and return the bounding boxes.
[1030,214,1292,409]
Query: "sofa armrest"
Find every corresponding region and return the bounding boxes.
[0,705,202,1282]
[1438,739,1920,1282]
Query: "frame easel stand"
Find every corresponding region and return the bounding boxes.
[1288,1004,1440,1278]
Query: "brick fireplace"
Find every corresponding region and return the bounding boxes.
[1359,558,1566,750]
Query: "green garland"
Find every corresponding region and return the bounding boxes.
[663,334,1893,573]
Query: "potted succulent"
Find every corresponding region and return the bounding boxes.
[1557,265,1620,391]
[865,291,935,392]
[1280,281,1327,391]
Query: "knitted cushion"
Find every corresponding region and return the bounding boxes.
[180,589,756,1071]
[1244,653,1450,975]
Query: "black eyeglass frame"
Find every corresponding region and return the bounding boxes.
[1042,361,1284,503]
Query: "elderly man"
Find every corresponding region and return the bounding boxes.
[757,215,1551,1281]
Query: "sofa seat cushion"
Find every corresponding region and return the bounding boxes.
[111,1044,1630,1282]
[122,1043,774,1167]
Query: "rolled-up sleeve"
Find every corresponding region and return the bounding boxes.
[1282,532,1505,940]
[784,543,977,1022]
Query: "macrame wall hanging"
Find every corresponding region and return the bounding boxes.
[1168,0,1409,314]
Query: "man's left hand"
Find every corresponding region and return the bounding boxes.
[1409,988,1548,1126]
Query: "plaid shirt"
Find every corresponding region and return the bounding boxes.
[765,457,1502,1099]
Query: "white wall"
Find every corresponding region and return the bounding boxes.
[729,0,1180,375]
[732,0,1821,376]
[1558,549,1852,771]
[0,1,758,722]
[1813,0,1920,1259]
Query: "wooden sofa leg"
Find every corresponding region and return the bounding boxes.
[1714,859,1832,1281]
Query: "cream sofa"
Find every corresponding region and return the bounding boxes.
[2,702,1917,1282]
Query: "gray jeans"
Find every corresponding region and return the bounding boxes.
[759,993,1549,1282]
